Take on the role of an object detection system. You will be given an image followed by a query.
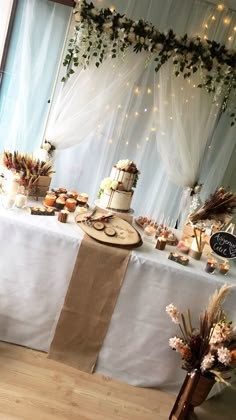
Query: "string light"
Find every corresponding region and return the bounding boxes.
[136,144,140,149]
[126,141,129,145]
[228,36,233,41]
[153,106,159,112]
[234,26,236,31]
[117,104,122,109]
[135,111,139,117]
[204,24,208,28]
[108,138,113,144]
[145,136,149,141]
[147,88,152,94]
[125,113,128,118]
[134,87,140,95]
[211,15,216,20]
[151,127,156,132]
[169,116,173,120]
[203,35,208,39]
[217,4,224,11]
[157,84,160,89]
[109,5,115,12]
[126,81,130,87]
[224,18,231,25]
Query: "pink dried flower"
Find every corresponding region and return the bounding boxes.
[169,336,184,352]
[217,347,232,366]
[166,303,180,324]
[201,353,215,372]
[210,321,233,345]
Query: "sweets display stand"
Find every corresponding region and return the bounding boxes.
[75,209,142,248]
[94,199,134,215]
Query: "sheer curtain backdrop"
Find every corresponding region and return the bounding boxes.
[0,0,71,153]
[46,0,236,222]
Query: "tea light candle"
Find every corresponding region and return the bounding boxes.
[219,262,229,275]
[178,255,189,266]
[205,258,217,273]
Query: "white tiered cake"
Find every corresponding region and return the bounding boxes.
[98,159,139,212]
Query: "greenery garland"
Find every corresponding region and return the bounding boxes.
[63,0,236,126]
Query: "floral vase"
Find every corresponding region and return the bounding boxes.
[169,371,215,420]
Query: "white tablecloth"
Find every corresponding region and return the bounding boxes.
[0,201,235,393]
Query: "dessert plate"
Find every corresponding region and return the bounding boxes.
[75,209,142,248]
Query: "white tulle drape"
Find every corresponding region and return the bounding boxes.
[0,0,71,153]
[45,0,236,221]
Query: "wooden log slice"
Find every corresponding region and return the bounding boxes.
[93,221,105,231]
[104,227,116,237]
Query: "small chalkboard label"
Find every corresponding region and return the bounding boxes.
[209,231,236,259]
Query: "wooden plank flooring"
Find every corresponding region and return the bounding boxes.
[0,342,174,420]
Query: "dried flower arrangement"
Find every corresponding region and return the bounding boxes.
[2,151,54,188]
[189,187,236,224]
[166,284,236,385]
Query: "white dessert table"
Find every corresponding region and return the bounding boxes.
[0,200,235,393]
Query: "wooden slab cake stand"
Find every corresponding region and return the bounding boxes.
[75,210,142,248]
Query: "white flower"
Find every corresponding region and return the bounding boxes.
[42,142,51,152]
[127,32,136,43]
[169,336,184,351]
[156,43,163,50]
[111,180,118,190]
[74,12,81,22]
[166,303,180,324]
[91,8,99,16]
[200,353,215,372]
[100,177,113,190]
[103,21,113,30]
[116,159,130,170]
[140,37,145,45]
[217,347,232,366]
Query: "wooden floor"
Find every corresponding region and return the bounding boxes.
[0,342,234,420]
[0,342,174,420]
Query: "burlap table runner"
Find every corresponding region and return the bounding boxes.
[48,234,130,372]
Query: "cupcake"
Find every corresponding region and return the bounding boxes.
[67,190,78,200]
[77,193,89,206]
[59,187,67,194]
[55,197,66,210]
[44,193,56,207]
[65,198,77,212]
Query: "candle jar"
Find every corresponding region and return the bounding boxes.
[155,237,167,250]
[15,186,28,209]
[205,259,217,274]
[58,209,69,223]
[219,263,229,275]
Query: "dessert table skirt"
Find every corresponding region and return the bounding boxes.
[0,203,235,393]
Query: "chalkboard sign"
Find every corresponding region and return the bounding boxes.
[209,231,236,259]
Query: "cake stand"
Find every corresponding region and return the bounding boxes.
[94,199,134,215]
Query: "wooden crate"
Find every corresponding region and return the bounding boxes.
[29,176,51,200]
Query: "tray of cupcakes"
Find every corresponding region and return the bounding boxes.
[43,188,89,213]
